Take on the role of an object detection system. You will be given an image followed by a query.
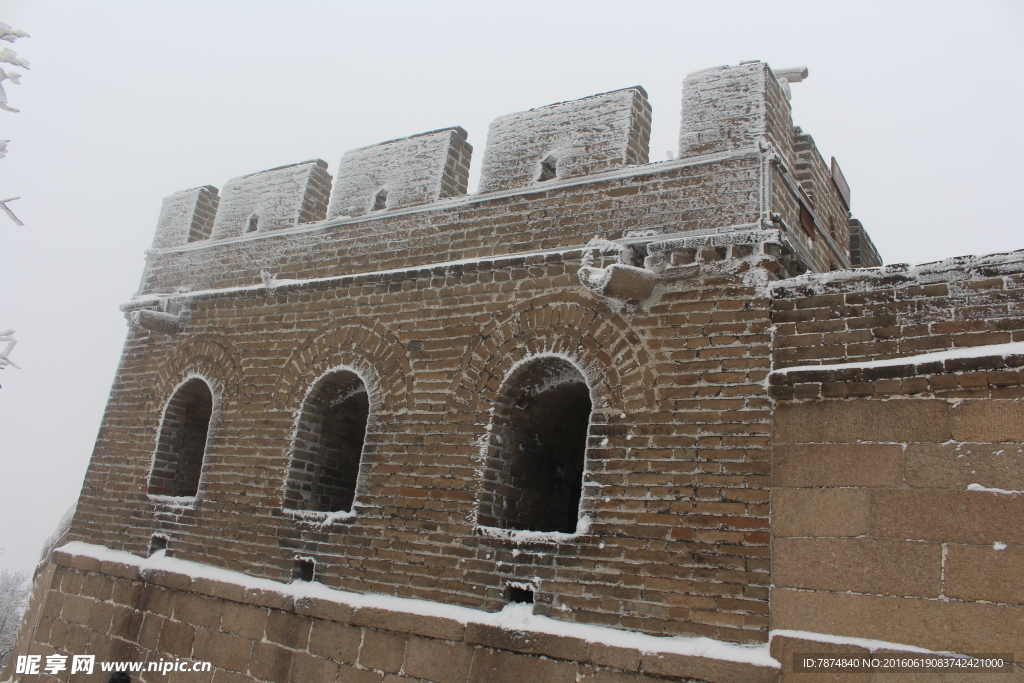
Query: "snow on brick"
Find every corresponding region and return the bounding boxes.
[678,61,791,159]
[478,87,651,193]
[151,185,220,249]
[327,127,472,219]
[210,159,332,240]
[54,541,779,668]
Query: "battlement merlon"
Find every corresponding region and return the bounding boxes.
[151,185,220,250]
[328,127,472,219]
[142,61,877,290]
[478,86,651,193]
[679,61,797,167]
[210,159,332,240]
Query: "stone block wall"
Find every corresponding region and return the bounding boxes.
[678,62,794,169]
[847,218,882,268]
[767,254,1024,666]
[137,151,765,296]
[7,545,779,683]
[769,392,1024,658]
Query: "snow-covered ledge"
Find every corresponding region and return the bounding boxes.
[475,515,592,543]
[773,341,1024,376]
[51,541,778,671]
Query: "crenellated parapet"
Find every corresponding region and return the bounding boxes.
[144,61,877,289]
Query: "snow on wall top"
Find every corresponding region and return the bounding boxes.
[679,61,792,161]
[771,248,1024,297]
[478,87,651,194]
[327,127,472,219]
[151,185,219,250]
[210,159,332,240]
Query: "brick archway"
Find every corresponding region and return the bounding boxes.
[150,334,245,412]
[445,296,655,417]
[273,317,412,415]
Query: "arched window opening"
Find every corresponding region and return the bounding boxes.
[372,188,388,211]
[246,213,260,233]
[149,378,213,497]
[481,357,592,533]
[286,370,370,514]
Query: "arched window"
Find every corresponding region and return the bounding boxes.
[149,378,214,497]
[479,357,592,533]
[285,370,370,514]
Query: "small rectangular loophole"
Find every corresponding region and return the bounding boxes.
[295,559,315,582]
[507,585,534,604]
[149,535,168,557]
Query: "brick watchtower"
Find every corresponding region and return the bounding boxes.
[10,61,1023,683]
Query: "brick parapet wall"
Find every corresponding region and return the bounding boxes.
[769,352,1024,401]
[791,129,851,269]
[6,546,780,683]
[136,152,765,296]
[771,251,1024,369]
[71,251,777,642]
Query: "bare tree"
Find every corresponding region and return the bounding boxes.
[0,569,30,668]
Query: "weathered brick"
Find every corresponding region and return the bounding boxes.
[870,489,1024,544]
[465,623,588,662]
[773,537,942,597]
[308,619,361,663]
[772,587,1024,656]
[358,628,407,673]
[951,400,1024,442]
[468,648,576,683]
[773,399,951,444]
[944,543,1024,605]
[192,628,253,673]
[403,636,474,683]
[264,609,311,650]
[905,441,1024,490]
[220,602,269,641]
[771,488,869,537]
[248,642,293,683]
[158,619,195,657]
[774,443,903,487]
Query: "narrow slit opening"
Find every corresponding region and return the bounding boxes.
[537,155,558,182]
[149,535,168,557]
[295,559,315,582]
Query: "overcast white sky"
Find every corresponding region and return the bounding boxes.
[0,1,1022,575]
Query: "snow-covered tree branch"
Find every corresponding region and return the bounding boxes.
[0,20,29,228]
